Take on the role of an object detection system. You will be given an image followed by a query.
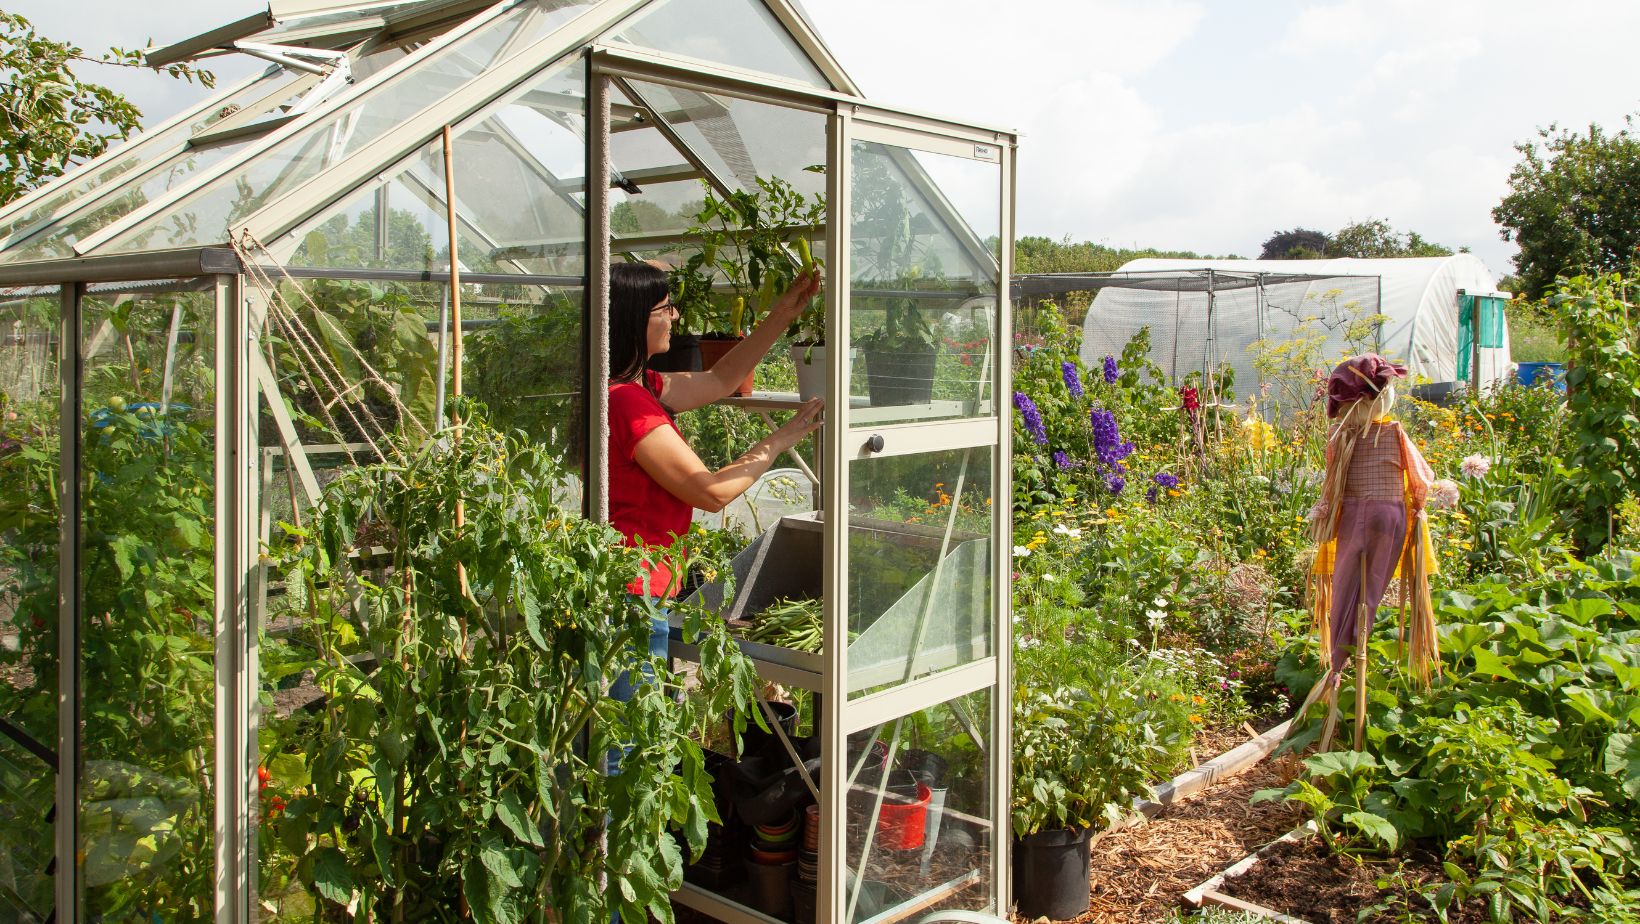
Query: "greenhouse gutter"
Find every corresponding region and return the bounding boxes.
[0,248,241,286]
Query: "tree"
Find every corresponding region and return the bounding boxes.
[1012,234,1220,274]
[0,12,212,205]
[1326,218,1452,259]
[1259,227,1329,260]
[1493,116,1640,301]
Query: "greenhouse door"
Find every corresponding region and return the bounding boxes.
[821,114,1013,923]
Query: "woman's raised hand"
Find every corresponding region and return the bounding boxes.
[767,269,822,327]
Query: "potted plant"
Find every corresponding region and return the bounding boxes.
[858,293,938,406]
[1011,644,1191,920]
[668,178,825,396]
[787,234,827,401]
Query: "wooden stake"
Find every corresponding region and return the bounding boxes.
[443,125,472,646]
[1354,550,1370,751]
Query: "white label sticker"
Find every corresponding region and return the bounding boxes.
[972,144,999,162]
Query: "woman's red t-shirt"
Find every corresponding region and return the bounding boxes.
[608,370,693,597]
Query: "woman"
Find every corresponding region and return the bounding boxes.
[606,260,824,603]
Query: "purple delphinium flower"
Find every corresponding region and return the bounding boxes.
[1103,355,1119,385]
[1145,485,1159,504]
[1152,471,1180,490]
[1013,392,1048,445]
[1105,473,1125,495]
[1052,450,1075,470]
[1089,407,1135,470]
[1062,361,1084,398]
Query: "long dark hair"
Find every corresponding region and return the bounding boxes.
[609,262,670,385]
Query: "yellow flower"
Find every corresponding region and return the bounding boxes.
[1253,548,1268,559]
[1188,714,1204,724]
[1169,693,1186,702]
[1191,694,1206,705]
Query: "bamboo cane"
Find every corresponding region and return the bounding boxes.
[442,125,472,649]
[1354,550,1370,751]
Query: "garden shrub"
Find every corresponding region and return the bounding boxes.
[1556,273,1640,552]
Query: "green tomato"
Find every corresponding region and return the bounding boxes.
[108,396,127,413]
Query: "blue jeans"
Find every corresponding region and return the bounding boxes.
[608,612,671,702]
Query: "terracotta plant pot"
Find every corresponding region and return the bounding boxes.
[699,336,754,396]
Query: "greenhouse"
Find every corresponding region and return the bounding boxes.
[0,0,1017,921]
[1059,255,1513,403]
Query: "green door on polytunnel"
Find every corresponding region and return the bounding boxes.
[825,116,1010,924]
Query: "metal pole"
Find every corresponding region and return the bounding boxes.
[56,282,82,923]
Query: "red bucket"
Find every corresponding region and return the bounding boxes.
[875,783,931,850]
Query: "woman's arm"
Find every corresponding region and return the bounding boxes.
[660,270,821,413]
[632,397,824,512]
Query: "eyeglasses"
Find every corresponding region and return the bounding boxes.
[651,300,679,316]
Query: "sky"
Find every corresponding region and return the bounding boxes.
[16,0,1640,278]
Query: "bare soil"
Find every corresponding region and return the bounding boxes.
[1221,836,1492,924]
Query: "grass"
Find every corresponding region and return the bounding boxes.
[1508,304,1567,362]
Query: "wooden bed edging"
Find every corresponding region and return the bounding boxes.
[1181,821,1319,923]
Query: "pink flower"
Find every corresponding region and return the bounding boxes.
[1459,454,1491,479]
[1429,479,1460,510]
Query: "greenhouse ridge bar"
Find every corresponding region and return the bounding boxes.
[0,0,1017,921]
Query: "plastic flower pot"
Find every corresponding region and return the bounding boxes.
[863,348,936,406]
[699,336,754,396]
[746,856,795,918]
[875,781,932,850]
[741,699,800,761]
[790,342,826,401]
[1013,825,1092,920]
[647,332,701,372]
[791,878,817,924]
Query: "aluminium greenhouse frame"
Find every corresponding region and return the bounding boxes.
[0,1,1018,921]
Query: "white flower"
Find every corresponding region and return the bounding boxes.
[1460,454,1492,479]
[1043,573,1056,582]
[1146,609,1167,632]
[1152,596,1168,609]
[1051,524,1082,539]
[1429,478,1460,510]
[1012,545,1032,558]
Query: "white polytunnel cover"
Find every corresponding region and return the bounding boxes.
[1078,254,1513,394]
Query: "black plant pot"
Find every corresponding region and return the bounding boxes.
[1013,826,1092,920]
[647,332,701,372]
[863,348,936,406]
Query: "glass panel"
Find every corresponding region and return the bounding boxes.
[847,141,999,426]
[1,140,256,264]
[622,79,827,199]
[843,690,993,923]
[79,282,218,917]
[847,446,992,698]
[611,178,707,237]
[289,63,586,275]
[100,0,601,255]
[607,0,829,88]
[0,285,60,923]
[0,66,306,250]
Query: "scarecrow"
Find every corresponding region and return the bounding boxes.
[1297,354,1443,751]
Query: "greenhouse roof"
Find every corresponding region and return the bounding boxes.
[0,0,1007,286]
[1015,268,1377,297]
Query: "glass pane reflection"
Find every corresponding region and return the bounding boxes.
[847,447,993,698]
[0,285,62,922]
[846,141,999,426]
[79,283,217,917]
[844,690,992,923]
